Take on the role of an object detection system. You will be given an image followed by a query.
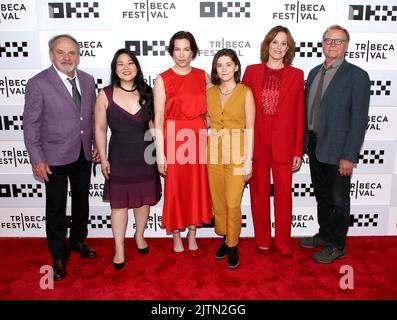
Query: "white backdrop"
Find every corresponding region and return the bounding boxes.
[1,0,396,238]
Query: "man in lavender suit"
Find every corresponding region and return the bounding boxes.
[23,34,99,281]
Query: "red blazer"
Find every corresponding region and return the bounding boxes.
[242,63,304,162]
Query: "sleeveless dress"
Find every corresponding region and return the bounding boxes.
[161,67,213,232]
[102,86,161,209]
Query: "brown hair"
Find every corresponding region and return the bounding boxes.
[260,25,295,65]
[167,31,198,59]
[210,49,241,85]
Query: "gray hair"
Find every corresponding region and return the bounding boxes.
[322,25,350,42]
[48,34,80,54]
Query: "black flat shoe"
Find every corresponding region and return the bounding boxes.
[112,260,125,270]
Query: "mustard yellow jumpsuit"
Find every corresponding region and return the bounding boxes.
[207,83,248,247]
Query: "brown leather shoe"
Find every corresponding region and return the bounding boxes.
[53,259,67,281]
[70,241,96,258]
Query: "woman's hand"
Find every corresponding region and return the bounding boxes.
[292,156,302,172]
[243,159,252,183]
[101,160,111,179]
[157,155,167,176]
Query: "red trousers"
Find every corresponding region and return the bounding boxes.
[250,148,293,254]
[250,117,293,254]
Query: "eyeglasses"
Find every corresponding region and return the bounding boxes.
[323,38,347,46]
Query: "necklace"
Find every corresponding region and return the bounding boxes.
[119,84,137,92]
[219,84,236,95]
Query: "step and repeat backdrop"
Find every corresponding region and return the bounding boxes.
[1,0,396,238]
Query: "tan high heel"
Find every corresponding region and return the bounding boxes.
[187,227,199,257]
[172,230,185,254]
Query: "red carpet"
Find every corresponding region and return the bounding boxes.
[0,236,396,300]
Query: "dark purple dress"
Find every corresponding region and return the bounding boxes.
[102,86,161,209]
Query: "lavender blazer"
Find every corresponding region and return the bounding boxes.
[23,66,96,166]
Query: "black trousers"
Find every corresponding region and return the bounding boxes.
[308,131,351,249]
[45,146,91,260]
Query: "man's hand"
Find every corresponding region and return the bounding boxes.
[339,159,354,176]
[32,162,52,182]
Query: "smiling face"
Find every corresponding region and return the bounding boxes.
[115,53,137,83]
[268,31,289,63]
[172,38,194,69]
[49,37,80,78]
[322,28,349,65]
[216,55,239,84]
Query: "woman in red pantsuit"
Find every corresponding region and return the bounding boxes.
[242,25,304,256]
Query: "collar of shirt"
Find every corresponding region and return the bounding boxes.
[52,65,81,95]
[322,58,344,71]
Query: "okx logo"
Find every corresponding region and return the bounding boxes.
[0,41,28,58]
[295,42,322,58]
[349,5,397,21]
[350,213,379,227]
[95,78,103,93]
[200,1,251,18]
[125,40,167,56]
[358,150,385,164]
[0,115,23,131]
[0,184,43,198]
[48,2,99,18]
[292,183,315,197]
[370,80,391,95]
[89,215,111,229]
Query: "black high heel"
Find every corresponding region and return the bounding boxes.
[113,248,125,270]
[134,233,149,255]
[112,260,125,270]
[137,246,149,255]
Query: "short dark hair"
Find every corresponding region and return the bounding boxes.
[167,31,199,59]
[110,49,154,121]
[48,34,80,55]
[210,49,241,85]
[260,25,295,65]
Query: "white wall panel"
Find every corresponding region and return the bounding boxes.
[1,0,396,237]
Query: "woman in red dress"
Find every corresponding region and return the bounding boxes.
[153,31,212,254]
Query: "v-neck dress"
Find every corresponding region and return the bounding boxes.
[102,86,161,209]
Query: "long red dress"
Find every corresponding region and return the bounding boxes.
[161,67,213,232]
